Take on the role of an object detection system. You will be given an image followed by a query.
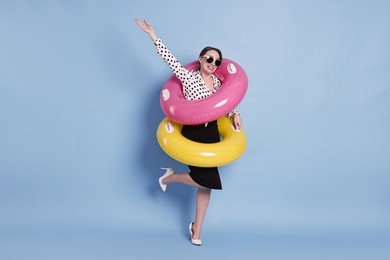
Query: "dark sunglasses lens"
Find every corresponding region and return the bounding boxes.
[204,56,221,66]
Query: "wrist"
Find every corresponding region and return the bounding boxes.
[150,33,158,42]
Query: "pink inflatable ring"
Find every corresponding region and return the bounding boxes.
[160,58,248,125]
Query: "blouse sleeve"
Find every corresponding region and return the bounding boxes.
[154,38,191,84]
[227,110,239,118]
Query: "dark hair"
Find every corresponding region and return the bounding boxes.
[199,46,223,61]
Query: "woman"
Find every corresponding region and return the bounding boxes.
[135,18,242,246]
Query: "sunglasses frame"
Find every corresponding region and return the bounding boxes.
[201,56,222,67]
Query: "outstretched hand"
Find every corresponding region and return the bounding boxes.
[135,18,158,41]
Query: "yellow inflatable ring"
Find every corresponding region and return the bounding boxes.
[156,117,246,167]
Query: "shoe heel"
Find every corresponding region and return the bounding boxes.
[189,222,202,246]
[159,167,174,192]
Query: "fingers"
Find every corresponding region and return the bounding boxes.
[135,18,148,28]
[233,113,242,130]
[233,119,241,130]
[135,18,143,27]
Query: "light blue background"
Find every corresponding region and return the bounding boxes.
[1,0,389,259]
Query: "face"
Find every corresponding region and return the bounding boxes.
[199,50,221,75]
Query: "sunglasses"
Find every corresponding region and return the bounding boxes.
[201,56,222,67]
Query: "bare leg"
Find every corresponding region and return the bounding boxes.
[162,172,203,188]
[192,187,211,240]
[160,171,211,241]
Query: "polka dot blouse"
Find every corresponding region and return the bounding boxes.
[154,38,237,118]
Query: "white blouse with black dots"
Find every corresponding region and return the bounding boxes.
[154,38,237,118]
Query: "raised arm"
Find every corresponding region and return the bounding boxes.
[135,18,190,84]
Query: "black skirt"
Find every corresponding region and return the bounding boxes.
[181,120,222,190]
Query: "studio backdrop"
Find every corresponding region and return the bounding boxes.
[0,0,389,259]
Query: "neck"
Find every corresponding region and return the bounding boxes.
[200,70,212,80]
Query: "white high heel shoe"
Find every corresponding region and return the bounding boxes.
[189,222,202,246]
[159,168,174,192]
